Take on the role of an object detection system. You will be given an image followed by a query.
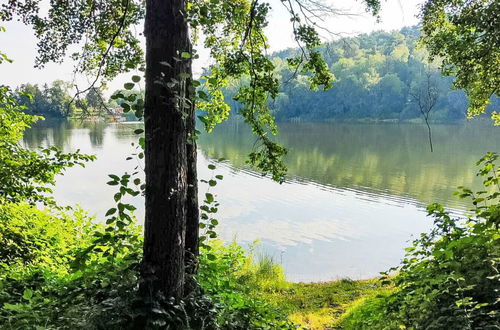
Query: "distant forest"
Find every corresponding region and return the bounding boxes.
[224,26,498,123]
[14,81,106,118]
[15,26,498,123]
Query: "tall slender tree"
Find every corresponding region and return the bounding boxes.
[141,0,192,299]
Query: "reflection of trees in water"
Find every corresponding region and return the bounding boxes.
[24,119,498,208]
[198,121,500,208]
[23,119,72,148]
[24,119,144,149]
[83,122,106,147]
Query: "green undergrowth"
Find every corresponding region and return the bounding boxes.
[198,240,393,329]
[0,201,387,329]
[260,278,393,329]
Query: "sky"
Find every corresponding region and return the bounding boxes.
[0,0,423,94]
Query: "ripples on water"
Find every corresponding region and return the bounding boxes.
[23,120,499,281]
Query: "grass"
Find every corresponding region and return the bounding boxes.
[256,276,393,329]
[223,245,394,329]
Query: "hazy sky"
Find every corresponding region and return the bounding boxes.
[0,0,423,94]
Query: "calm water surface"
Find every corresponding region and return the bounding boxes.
[24,120,499,281]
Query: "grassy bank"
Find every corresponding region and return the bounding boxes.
[259,278,393,329]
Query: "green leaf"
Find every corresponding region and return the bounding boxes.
[124,204,137,211]
[208,164,216,170]
[105,208,117,216]
[139,137,145,148]
[124,82,135,90]
[121,103,131,112]
[198,90,209,100]
[181,52,191,59]
[131,75,141,82]
[22,289,33,300]
[134,129,144,134]
[205,193,214,203]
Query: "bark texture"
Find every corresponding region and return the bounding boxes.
[142,0,191,299]
[185,62,199,276]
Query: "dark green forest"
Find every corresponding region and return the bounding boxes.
[224,26,498,123]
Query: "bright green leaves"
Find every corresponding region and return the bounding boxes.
[181,51,192,59]
[0,26,12,64]
[0,86,95,205]
[189,0,348,183]
[105,172,141,230]
[101,75,144,250]
[303,51,334,91]
[0,201,143,329]
[205,193,214,203]
[198,162,225,251]
[295,26,321,49]
[421,0,500,124]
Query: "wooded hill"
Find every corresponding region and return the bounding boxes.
[224,26,498,123]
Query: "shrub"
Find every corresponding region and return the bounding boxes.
[0,203,142,329]
[0,204,292,329]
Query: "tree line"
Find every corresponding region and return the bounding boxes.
[15,81,107,118]
[223,26,498,123]
[18,26,499,124]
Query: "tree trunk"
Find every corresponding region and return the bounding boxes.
[425,118,434,152]
[185,63,200,277]
[141,0,191,300]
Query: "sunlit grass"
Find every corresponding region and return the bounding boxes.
[244,252,393,329]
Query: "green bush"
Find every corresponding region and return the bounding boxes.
[0,203,142,329]
[342,152,500,329]
[0,204,95,271]
[0,204,292,329]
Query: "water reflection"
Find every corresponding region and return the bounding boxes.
[200,121,499,209]
[23,119,499,281]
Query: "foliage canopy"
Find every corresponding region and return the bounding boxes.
[421,0,500,124]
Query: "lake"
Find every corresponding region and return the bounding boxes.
[24,119,499,281]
